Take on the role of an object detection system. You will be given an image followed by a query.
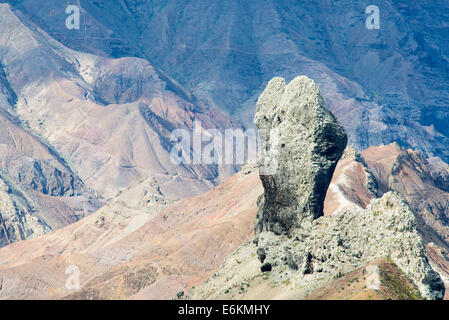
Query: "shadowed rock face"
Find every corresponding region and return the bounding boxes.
[254,76,347,235]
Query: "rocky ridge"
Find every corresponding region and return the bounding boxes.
[255,192,444,300]
[189,76,445,300]
[254,76,444,300]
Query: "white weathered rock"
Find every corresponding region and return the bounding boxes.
[253,76,444,299]
[254,76,347,235]
[257,192,444,299]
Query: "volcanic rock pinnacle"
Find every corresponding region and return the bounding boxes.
[254,76,348,235]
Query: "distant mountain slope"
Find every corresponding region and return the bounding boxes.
[0,3,240,247]
[0,108,102,247]
[0,3,239,200]
[187,144,449,300]
[6,0,449,162]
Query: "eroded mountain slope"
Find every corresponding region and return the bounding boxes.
[0,81,100,246]
[0,3,239,201]
[0,164,262,299]
[0,3,242,247]
[7,0,449,163]
[1,141,448,300]
[1,77,448,301]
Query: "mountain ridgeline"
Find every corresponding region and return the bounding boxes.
[6,0,449,164]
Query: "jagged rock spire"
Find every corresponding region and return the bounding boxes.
[254,76,348,235]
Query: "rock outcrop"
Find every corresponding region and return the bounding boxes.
[323,147,378,215]
[254,76,347,235]
[256,192,444,300]
[250,76,444,300]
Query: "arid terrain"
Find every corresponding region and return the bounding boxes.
[0,3,240,248]
[0,1,448,301]
[0,141,448,300]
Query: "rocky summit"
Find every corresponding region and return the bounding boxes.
[192,76,446,300]
[254,76,347,235]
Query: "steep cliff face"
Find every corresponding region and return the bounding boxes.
[0,175,50,247]
[254,76,347,235]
